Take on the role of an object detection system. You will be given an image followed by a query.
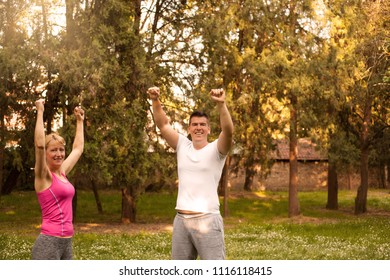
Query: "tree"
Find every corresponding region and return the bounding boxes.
[0,0,43,196]
[254,0,323,217]
[307,2,360,210]
[55,0,193,223]
[352,1,389,214]
[59,0,153,222]
[320,0,389,214]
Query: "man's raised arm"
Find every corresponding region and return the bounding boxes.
[147,87,179,150]
[210,88,234,155]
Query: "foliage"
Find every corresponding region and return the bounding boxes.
[0,0,44,195]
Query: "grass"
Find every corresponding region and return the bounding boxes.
[0,189,390,260]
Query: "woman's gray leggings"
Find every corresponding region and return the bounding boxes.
[32,234,73,260]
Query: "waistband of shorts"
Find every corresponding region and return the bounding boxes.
[176,212,220,219]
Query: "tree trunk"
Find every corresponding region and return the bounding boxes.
[355,146,369,214]
[121,188,136,223]
[243,164,255,191]
[289,95,300,217]
[0,114,4,198]
[64,0,76,41]
[387,163,390,188]
[347,167,352,190]
[40,0,48,37]
[0,156,2,199]
[378,164,386,189]
[326,162,338,210]
[133,0,142,35]
[91,178,103,214]
[355,95,372,214]
[2,168,20,195]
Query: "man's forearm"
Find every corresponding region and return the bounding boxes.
[152,98,170,130]
[217,102,234,136]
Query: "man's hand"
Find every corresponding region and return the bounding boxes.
[147,87,160,101]
[210,88,226,103]
[35,99,45,112]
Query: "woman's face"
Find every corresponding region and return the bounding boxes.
[46,141,66,169]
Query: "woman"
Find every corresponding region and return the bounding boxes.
[32,98,84,260]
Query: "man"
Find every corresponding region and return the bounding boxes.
[147,86,234,260]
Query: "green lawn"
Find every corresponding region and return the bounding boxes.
[1,189,389,260]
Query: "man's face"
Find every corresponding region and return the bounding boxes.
[188,116,210,143]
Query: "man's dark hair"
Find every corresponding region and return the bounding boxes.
[189,111,209,124]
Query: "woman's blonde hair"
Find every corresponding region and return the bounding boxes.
[45,133,66,148]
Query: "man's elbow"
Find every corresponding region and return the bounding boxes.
[229,125,234,136]
[224,125,234,138]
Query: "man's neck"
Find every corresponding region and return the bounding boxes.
[192,140,209,150]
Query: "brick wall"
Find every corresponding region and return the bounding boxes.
[228,161,385,191]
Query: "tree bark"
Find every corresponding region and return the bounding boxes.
[0,113,4,198]
[243,164,255,192]
[289,95,300,217]
[1,168,20,195]
[378,164,386,189]
[326,162,338,210]
[347,167,352,190]
[91,178,103,214]
[387,163,390,188]
[355,145,369,214]
[121,187,136,223]
[65,0,76,41]
[133,0,142,35]
[355,95,372,214]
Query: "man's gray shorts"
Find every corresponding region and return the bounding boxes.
[172,213,225,260]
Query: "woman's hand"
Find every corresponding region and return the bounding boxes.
[74,106,85,122]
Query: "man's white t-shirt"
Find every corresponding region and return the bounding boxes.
[175,134,227,214]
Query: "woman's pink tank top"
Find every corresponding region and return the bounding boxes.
[36,172,75,237]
